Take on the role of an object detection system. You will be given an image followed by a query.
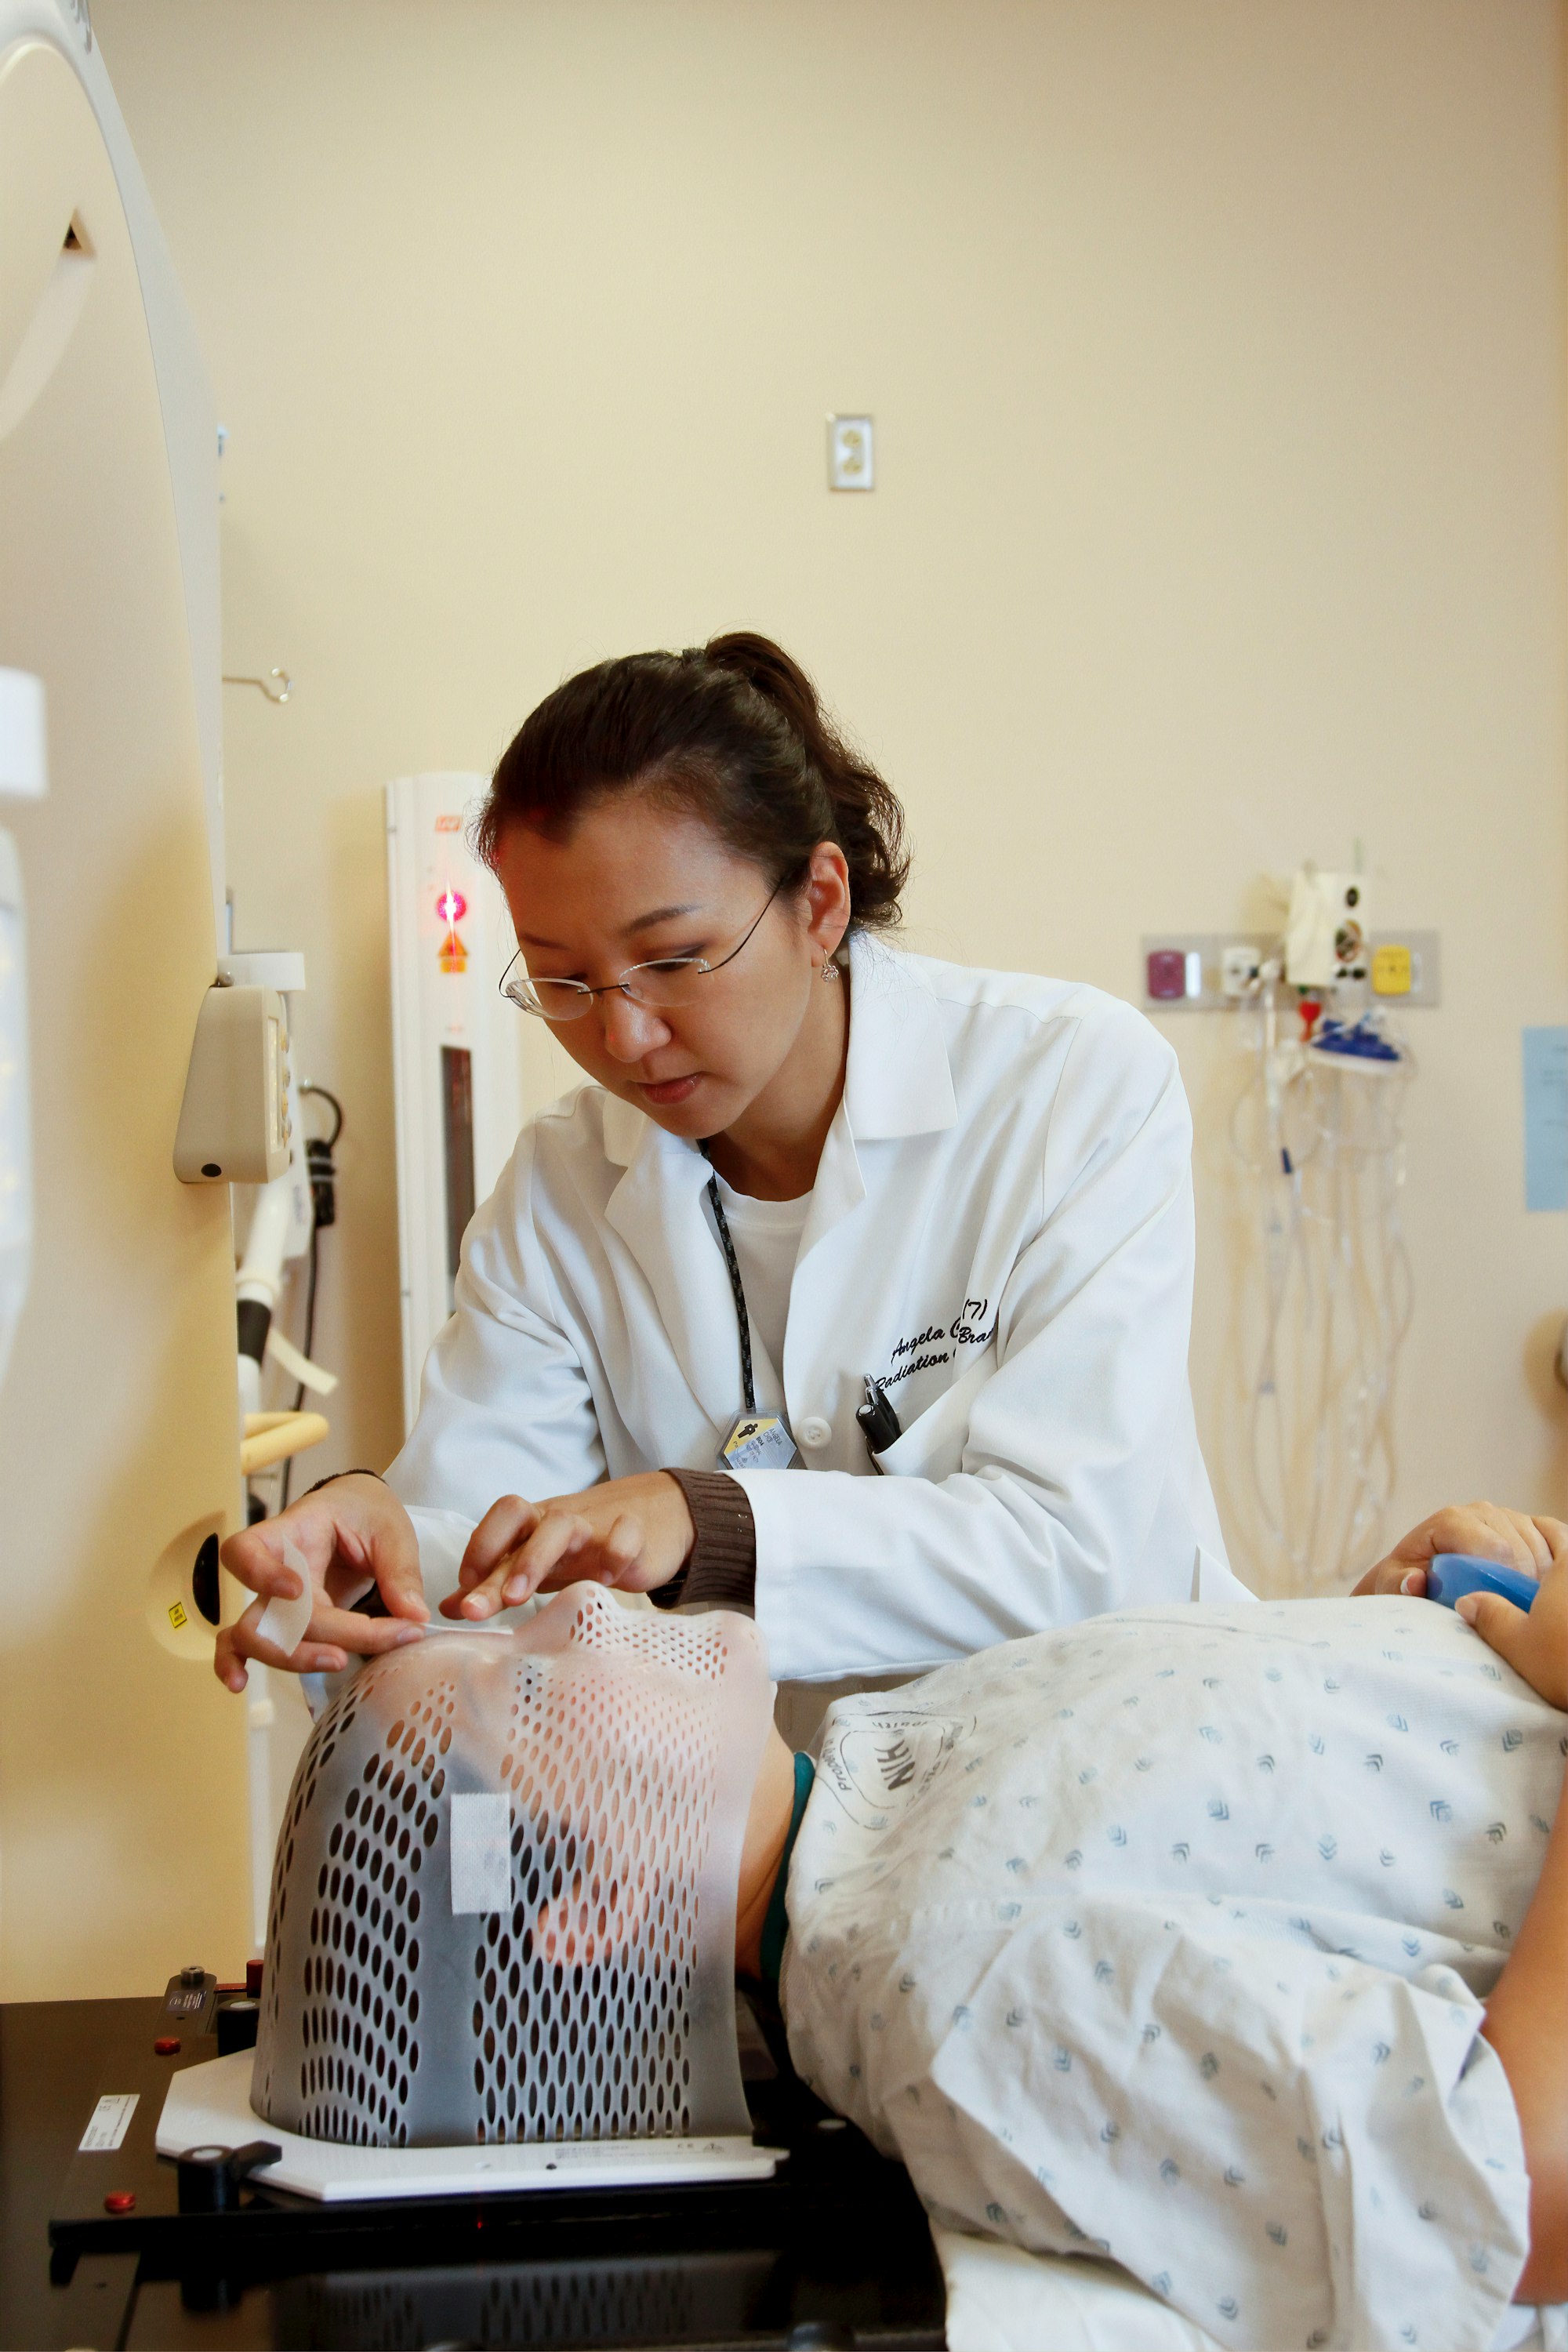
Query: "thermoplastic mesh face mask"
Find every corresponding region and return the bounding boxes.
[253,1588,773,2150]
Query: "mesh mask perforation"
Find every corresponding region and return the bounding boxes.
[254,1590,768,2150]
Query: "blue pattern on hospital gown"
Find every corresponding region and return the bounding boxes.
[780,1599,1563,2352]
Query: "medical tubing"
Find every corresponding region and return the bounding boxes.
[1232,985,1413,1591]
[278,1225,318,1509]
[705,1176,757,1417]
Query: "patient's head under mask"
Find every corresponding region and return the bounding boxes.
[253,1587,773,2148]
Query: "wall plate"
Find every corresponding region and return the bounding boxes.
[1140,931,1441,1011]
[826,413,873,491]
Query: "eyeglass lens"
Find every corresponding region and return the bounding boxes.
[503,877,786,1022]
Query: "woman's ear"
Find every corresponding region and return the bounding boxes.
[800,841,852,958]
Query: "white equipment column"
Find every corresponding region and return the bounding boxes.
[387,775,537,1433]
[0,0,251,1994]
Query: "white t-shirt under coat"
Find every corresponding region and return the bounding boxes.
[710,1175,809,1414]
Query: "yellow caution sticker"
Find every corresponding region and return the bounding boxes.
[1371,943,1412,996]
[167,1599,189,1631]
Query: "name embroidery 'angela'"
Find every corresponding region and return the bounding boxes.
[884,1300,997,1387]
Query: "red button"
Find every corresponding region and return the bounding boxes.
[103,2191,136,2214]
[154,2036,181,2056]
[245,1958,264,1998]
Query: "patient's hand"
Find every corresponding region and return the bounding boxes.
[1456,1522,1568,1710]
[1352,1501,1564,1599]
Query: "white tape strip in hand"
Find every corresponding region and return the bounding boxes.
[450,1793,512,1914]
[255,1532,315,1658]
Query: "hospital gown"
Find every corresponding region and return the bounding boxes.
[779,1599,1566,2352]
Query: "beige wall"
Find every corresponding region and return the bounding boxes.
[93,0,1568,1581]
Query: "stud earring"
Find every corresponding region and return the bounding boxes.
[821,951,840,982]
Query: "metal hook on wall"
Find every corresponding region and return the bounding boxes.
[222,668,292,705]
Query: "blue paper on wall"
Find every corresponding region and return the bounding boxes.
[1523,1026,1568,1211]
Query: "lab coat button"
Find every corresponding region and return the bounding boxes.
[799,1416,832,1450]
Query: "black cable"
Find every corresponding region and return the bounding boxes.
[279,1086,342,1508]
[300,1081,343,1148]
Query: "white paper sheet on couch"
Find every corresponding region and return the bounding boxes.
[934,2230,1566,2352]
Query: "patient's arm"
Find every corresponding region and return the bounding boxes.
[1352,1502,1564,1599]
[1483,1774,1567,2303]
[1471,1531,1568,2303]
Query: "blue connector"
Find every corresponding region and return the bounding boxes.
[1425,1553,1539,1613]
[1311,1018,1402,1065]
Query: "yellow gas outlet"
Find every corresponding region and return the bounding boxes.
[1371,943,1412,996]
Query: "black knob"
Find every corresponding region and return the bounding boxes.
[216,1999,260,2056]
[180,1964,205,1988]
[176,2140,281,2213]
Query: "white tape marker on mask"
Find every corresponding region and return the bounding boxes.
[255,1533,315,1659]
[450,1792,512,1914]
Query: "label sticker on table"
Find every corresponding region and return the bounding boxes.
[79,2092,139,2152]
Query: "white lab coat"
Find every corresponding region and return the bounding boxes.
[387,932,1242,1685]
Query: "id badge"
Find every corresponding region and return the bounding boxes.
[720,1412,799,1472]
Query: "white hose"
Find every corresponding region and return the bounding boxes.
[1230,989,1414,1592]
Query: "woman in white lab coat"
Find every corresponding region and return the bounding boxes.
[218,633,1242,1712]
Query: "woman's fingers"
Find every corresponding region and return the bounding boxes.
[221,1516,318,1605]
[442,1503,648,1619]
[214,1590,430,1691]
[217,1476,429,1646]
[215,1618,352,1693]
[443,1478,691,1621]
[446,1511,588,1617]
[458,1496,540,1592]
[350,1500,430,1623]
[503,1509,602,1602]
[444,1560,518,1619]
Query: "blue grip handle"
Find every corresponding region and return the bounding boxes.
[1425,1554,1539,1613]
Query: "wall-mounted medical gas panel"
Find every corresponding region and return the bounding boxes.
[386,775,528,1434]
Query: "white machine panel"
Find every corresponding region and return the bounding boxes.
[387,774,530,1432]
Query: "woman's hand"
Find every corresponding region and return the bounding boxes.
[443,1472,696,1620]
[1456,1521,1568,1710]
[1352,1501,1563,1599]
[215,1473,430,1691]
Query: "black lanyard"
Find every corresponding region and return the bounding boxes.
[706,1175,757,1415]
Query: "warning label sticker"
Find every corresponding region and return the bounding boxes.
[79,2092,139,2153]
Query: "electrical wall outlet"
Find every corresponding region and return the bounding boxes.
[827,414,874,491]
[1221,944,1261,997]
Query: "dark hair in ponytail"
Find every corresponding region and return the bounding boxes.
[475,632,909,932]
